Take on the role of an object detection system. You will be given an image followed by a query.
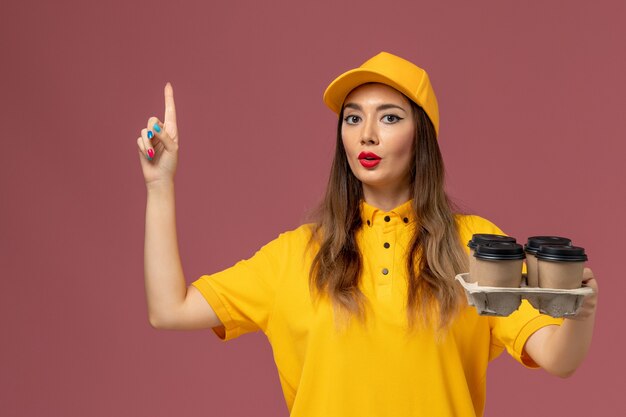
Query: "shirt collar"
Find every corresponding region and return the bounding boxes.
[360,199,414,227]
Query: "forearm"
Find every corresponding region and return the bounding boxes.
[525,270,598,377]
[540,313,596,377]
[144,181,187,327]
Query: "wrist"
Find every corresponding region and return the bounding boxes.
[146,179,175,193]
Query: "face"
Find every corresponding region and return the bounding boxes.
[341,83,415,196]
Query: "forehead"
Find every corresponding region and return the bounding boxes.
[343,83,411,108]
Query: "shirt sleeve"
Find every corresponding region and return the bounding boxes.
[489,300,563,368]
[459,214,564,368]
[191,228,297,342]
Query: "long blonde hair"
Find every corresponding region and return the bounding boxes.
[309,98,468,332]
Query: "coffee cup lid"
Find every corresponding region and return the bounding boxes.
[524,236,572,255]
[474,242,525,261]
[536,245,588,262]
[467,233,516,250]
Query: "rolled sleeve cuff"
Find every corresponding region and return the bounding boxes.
[513,314,563,368]
[192,275,241,341]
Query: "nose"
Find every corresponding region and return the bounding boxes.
[360,118,379,145]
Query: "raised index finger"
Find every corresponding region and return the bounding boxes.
[164,82,177,130]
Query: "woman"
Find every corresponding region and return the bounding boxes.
[136,52,598,416]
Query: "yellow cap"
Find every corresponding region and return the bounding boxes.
[323,52,439,136]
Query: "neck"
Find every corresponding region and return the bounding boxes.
[362,182,411,212]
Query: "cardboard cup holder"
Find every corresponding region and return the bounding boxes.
[455,273,594,317]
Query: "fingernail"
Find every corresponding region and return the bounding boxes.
[153,123,161,133]
[148,149,155,158]
[147,131,153,140]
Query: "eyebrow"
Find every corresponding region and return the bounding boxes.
[343,103,408,112]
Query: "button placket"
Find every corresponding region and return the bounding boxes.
[379,212,396,286]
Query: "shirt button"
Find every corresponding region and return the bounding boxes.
[403,217,409,223]
[384,215,391,222]
[382,268,389,275]
[384,242,390,249]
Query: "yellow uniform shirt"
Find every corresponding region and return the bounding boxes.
[192,201,562,416]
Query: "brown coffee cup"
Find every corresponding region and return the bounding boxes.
[467,234,516,278]
[471,242,525,287]
[536,245,588,289]
[524,236,572,287]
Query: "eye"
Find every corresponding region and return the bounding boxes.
[344,115,361,125]
[382,115,402,123]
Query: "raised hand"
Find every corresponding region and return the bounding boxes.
[136,82,180,187]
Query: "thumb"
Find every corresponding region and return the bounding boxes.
[150,119,178,153]
[163,82,178,141]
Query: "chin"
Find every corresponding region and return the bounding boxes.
[358,176,395,189]
[355,171,410,191]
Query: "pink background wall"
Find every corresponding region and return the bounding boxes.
[2,0,624,415]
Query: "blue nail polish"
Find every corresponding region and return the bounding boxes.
[153,123,161,133]
[147,131,153,139]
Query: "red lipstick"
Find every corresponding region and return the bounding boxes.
[358,151,381,168]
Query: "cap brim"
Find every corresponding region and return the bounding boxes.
[323,68,415,114]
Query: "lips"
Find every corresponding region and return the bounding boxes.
[358,151,381,168]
